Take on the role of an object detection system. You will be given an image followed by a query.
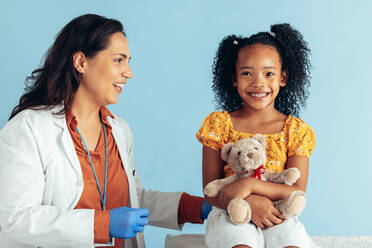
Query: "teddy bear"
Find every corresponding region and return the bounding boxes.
[204,134,306,225]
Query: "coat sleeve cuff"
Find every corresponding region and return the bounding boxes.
[178,193,204,225]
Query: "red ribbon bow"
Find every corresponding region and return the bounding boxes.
[251,165,265,180]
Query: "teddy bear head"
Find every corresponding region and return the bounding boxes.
[221,134,267,176]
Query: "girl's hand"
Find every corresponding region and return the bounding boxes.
[219,177,256,208]
[245,194,285,229]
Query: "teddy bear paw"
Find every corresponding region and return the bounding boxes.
[278,190,306,217]
[203,183,219,197]
[287,190,306,216]
[227,198,251,225]
[284,167,300,185]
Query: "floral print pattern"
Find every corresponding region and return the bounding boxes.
[196,111,315,177]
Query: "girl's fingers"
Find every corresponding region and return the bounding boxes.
[254,220,265,229]
[262,218,274,228]
[272,208,286,220]
[267,214,283,225]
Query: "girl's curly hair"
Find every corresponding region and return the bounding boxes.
[212,23,311,117]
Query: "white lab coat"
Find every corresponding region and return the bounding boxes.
[0,105,182,248]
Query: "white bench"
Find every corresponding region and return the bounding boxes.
[165,234,372,248]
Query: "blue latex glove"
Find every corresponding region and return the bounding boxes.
[109,207,149,239]
[201,200,212,220]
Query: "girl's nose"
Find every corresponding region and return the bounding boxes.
[251,75,264,87]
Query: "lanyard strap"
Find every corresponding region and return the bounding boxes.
[76,116,108,210]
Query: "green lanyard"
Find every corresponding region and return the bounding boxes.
[76,116,108,210]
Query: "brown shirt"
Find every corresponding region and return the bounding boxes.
[67,106,128,247]
[67,106,205,247]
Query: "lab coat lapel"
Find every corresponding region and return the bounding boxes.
[50,106,83,179]
[109,118,137,208]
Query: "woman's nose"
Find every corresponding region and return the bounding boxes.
[122,65,133,78]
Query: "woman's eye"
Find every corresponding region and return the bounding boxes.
[266,72,274,76]
[114,58,123,63]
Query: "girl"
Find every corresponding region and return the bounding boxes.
[197,24,318,248]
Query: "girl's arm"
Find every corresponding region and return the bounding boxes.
[203,146,285,227]
[202,146,225,209]
[219,155,309,206]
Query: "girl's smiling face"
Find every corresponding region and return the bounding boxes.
[234,43,286,112]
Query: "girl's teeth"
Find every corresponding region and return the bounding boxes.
[250,93,267,97]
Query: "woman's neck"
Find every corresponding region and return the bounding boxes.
[70,95,101,126]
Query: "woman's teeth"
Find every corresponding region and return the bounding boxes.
[249,92,268,97]
[113,83,124,89]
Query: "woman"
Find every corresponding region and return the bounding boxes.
[0,14,211,248]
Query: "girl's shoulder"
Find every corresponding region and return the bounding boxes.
[198,110,233,132]
[285,116,316,157]
[284,115,314,134]
[203,110,231,124]
[196,110,233,150]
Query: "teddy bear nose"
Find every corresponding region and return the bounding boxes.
[247,153,254,159]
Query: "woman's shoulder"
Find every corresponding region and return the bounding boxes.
[5,107,55,127]
[110,114,131,131]
[0,107,59,142]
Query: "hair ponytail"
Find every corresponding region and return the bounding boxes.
[212,35,244,111]
[270,23,311,116]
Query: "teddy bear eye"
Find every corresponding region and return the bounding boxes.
[254,147,258,150]
[237,151,241,155]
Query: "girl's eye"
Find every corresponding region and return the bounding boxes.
[241,71,252,76]
[266,72,275,76]
[114,58,123,63]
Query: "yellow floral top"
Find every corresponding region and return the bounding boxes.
[196,111,315,177]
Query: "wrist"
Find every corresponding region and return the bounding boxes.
[245,177,257,195]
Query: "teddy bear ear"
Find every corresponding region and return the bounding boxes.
[252,134,266,149]
[221,142,234,162]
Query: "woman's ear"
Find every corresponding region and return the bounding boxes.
[280,70,287,87]
[73,51,87,74]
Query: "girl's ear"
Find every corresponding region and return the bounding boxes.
[231,74,238,87]
[73,51,88,74]
[280,70,287,87]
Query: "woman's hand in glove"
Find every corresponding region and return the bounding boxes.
[109,207,149,239]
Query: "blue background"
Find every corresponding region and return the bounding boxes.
[1,0,371,246]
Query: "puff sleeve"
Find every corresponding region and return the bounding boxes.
[287,119,316,157]
[196,111,230,150]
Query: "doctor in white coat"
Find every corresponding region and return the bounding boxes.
[0,14,211,248]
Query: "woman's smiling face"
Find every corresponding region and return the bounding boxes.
[234,43,286,112]
[77,32,133,106]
